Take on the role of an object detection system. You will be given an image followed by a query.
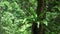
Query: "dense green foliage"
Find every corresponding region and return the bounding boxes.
[45,0,60,34]
[0,0,60,34]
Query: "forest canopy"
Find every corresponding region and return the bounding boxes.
[0,0,60,34]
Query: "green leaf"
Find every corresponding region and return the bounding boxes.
[43,19,48,26]
[30,7,37,18]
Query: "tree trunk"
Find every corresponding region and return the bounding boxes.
[32,0,46,34]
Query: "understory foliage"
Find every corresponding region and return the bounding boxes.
[0,0,60,34]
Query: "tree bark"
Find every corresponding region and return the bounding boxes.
[32,0,46,34]
[37,0,46,34]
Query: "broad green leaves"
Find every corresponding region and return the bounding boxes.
[30,7,37,19]
[43,19,48,26]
